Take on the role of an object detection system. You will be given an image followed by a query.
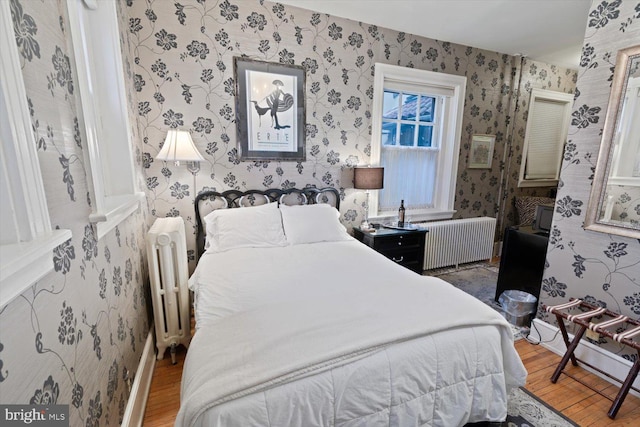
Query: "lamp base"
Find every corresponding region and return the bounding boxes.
[360,190,373,230]
[186,161,200,175]
[360,220,372,230]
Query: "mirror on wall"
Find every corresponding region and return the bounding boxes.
[585,44,640,238]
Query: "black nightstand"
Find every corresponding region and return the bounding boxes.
[353,226,427,273]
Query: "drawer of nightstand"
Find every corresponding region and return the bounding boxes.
[381,247,421,265]
[373,233,423,251]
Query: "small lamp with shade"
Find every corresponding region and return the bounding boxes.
[354,166,384,230]
[156,129,205,196]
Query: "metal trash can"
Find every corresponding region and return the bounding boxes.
[498,290,537,326]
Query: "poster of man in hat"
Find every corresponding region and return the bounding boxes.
[246,70,297,153]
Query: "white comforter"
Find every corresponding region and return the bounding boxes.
[178,240,526,426]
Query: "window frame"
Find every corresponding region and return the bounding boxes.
[0,1,71,307]
[381,91,441,149]
[65,0,143,239]
[369,63,467,222]
[518,88,574,188]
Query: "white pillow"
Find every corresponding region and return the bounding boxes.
[202,201,276,249]
[280,203,351,245]
[203,209,218,250]
[203,202,287,252]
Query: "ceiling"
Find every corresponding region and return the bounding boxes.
[273,0,591,69]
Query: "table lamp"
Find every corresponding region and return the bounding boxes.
[157,129,205,196]
[354,166,384,229]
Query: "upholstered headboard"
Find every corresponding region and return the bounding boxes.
[194,187,341,259]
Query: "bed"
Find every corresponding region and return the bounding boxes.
[176,187,527,427]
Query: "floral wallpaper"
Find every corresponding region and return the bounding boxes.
[125,0,577,263]
[0,1,150,426]
[538,0,640,361]
[3,0,613,423]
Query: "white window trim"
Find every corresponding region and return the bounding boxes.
[66,0,143,239]
[369,63,466,222]
[518,88,574,188]
[0,1,71,307]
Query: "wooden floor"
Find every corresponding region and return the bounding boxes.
[143,339,640,426]
[143,345,187,427]
[516,338,640,426]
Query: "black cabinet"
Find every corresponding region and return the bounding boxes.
[495,226,549,307]
[353,227,427,273]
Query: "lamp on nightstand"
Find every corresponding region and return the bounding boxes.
[354,166,384,229]
[157,129,205,196]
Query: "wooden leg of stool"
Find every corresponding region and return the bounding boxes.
[551,325,587,383]
[555,313,578,366]
[608,357,640,419]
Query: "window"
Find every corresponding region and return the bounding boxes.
[379,91,442,211]
[370,64,467,221]
[0,2,71,307]
[518,88,573,188]
[66,0,143,239]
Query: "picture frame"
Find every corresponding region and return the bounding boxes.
[234,57,306,161]
[468,134,496,169]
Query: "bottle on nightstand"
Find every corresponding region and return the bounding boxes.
[398,200,405,227]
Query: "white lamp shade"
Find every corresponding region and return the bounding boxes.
[157,130,205,162]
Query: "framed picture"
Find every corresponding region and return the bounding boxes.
[468,134,496,169]
[234,57,306,161]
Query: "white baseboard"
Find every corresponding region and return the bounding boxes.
[122,330,156,427]
[530,318,640,398]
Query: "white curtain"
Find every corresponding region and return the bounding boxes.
[379,146,437,211]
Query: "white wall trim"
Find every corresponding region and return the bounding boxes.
[0,230,72,308]
[92,192,145,240]
[65,0,140,238]
[121,330,156,427]
[0,0,72,308]
[530,318,640,398]
[0,1,51,239]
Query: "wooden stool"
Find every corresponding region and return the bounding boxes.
[545,298,640,419]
